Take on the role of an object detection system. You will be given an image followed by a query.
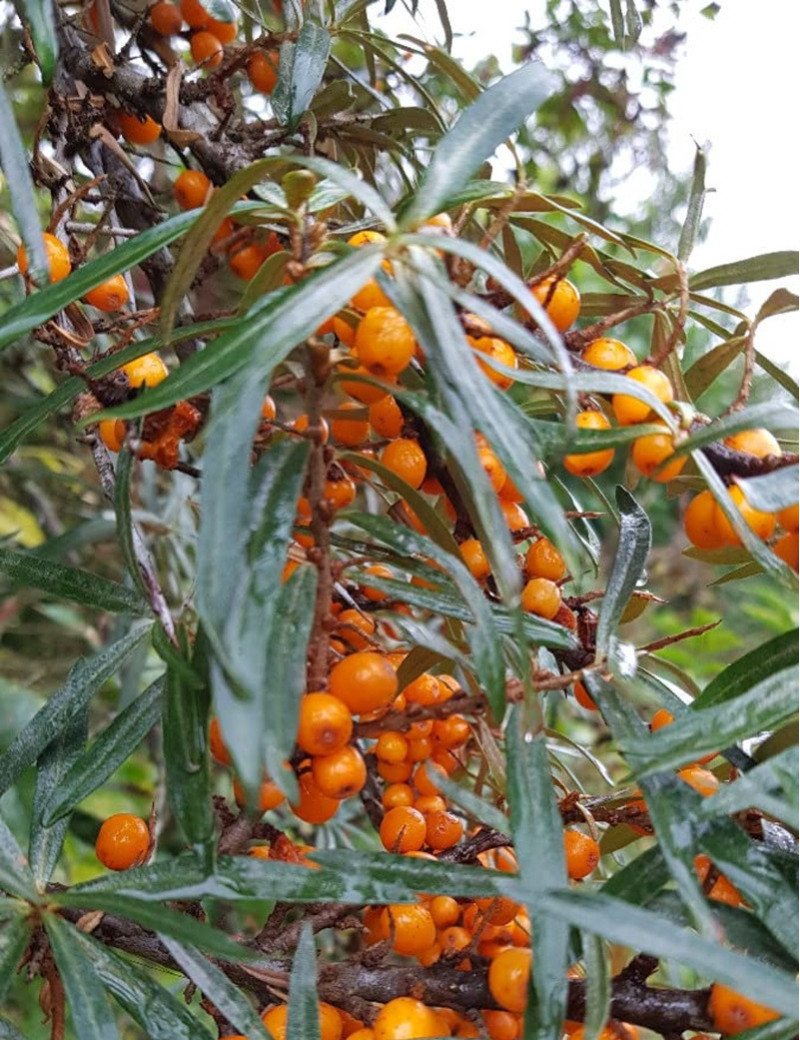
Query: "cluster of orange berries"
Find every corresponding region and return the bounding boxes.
[17,231,129,311]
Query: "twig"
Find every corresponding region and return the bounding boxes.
[723,321,756,415]
[563,300,662,350]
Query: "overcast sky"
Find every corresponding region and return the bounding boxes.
[380,0,799,375]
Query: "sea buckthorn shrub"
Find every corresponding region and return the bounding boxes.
[0,0,796,1037]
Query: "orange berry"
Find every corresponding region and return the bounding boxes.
[360,562,393,601]
[468,335,517,390]
[375,731,409,765]
[413,794,446,815]
[233,777,285,812]
[380,438,427,488]
[684,489,726,550]
[329,652,397,715]
[525,537,566,581]
[478,447,507,493]
[229,243,265,280]
[335,609,376,651]
[482,1010,520,1040]
[355,307,416,377]
[403,673,447,707]
[297,692,353,757]
[311,745,367,799]
[95,813,150,871]
[211,216,235,248]
[209,716,232,765]
[580,337,636,371]
[564,410,615,478]
[262,1003,343,1040]
[149,0,183,34]
[84,273,129,312]
[377,759,414,783]
[351,272,392,313]
[677,764,719,797]
[331,402,369,446]
[373,996,442,1039]
[712,485,775,546]
[530,276,581,332]
[293,413,330,443]
[777,503,799,534]
[248,51,279,93]
[432,714,470,750]
[261,394,277,421]
[631,426,686,483]
[99,418,126,453]
[116,111,161,145]
[207,15,236,42]
[324,475,357,511]
[369,395,404,439]
[425,810,464,850]
[121,352,169,389]
[429,895,461,928]
[179,0,208,26]
[573,679,598,711]
[612,365,674,426]
[382,783,415,810]
[724,428,781,459]
[290,769,340,824]
[459,538,491,580]
[173,169,211,210]
[564,830,600,879]
[383,903,437,955]
[379,805,427,853]
[488,947,531,1014]
[339,363,394,404]
[499,501,530,532]
[347,230,386,248]
[439,924,472,953]
[521,577,562,619]
[650,708,674,731]
[17,232,71,283]
[708,983,779,1034]
[413,761,446,796]
[475,896,519,926]
[774,531,799,571]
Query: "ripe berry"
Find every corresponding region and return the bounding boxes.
[179,0,209,27]
[459,537,491,580]
[297,692,353,757]
[525,537,566,581]
[383,903,437,955]
[712,485,775,546]
[190,30,224,67]
[777,503,799,534]
[116,112,161,145]
[684,489,726,550]
[429,895,461,928]
[17,232,71,284]
[612,365,674,426]
[708,983,779,1034]
[678,764,719,797]
[329,651,397,715]
[380,438,427,488]
[500,500,530,531]
[99,418,126,452]
[564,829,600,879]
[84,274,129,312]
[209,716,232,765]
[372,996,443,1040]
[331,402,369,446]
[311,745,367,799]
[631,425,686,483]
[233,777,285,812]
[95,813,150,871]
[173,169,211,210]
[375,731,409,765]
[581,337,637,370]
[478,446,507,493]
[248,51,280,93]
[121,352,169,389]
[207,14,236,42]
[564,410,615,478]
[382,783,415,810]
[425,810,463,850]
[262,1002,343,1040]
[369,395,404,439]
[488,947,531,1013]
[468,335,517,390]
[482,1010,520,1040]
[530,276,580,332]
[774,531,799,571]
[573,679,598,711]
[379,805,427,853]
[724,428,780,459]
[149,1,183,34]
[290,769,340,824]
[355,307,416,378]
[521,577,562,619]
[649,708,674,732]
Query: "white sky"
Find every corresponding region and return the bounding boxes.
[379,0,799,375]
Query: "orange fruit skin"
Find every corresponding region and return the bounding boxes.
[774,531,799,571]
[460,537,491,580]
[581,337,636,370]
[525,537,566,581]
[612,365,674,426]
[207,15,237,42]
[180,0,209,27]
[355,307,416,378]
[248,51,280,92]
[379,805,427,852]
[190,30,224,67]
[708,983,779,1034]
[631,427,686,483]
[677,764,719,797]
[469,335,517,390]
[233,777,285,812]
[116,112,161,145]
[149,1,183,34]
[84,273,129,312]
[521,577,562,620]
[99,418,126,453]
[488,947,532,1014]
[684,489,726,550]
[383,903,437,955]
[311,745,367,799]
[95,813,150,871]
[380,438,427,489]
[724,428,781,459]
[174,169,212,210]
[530,276,581,332]
[297,692,353,757]
[425,810,464,850]
[373,996,443,1039]
[331,402,369,446]
[712,485,775,546]
[649,708,674,732]
[209,716,232,765]
[329,652,397,715]
[17,232,71,283]
[573,679,598,711]
[563,829,600,879]
[290,770,340,824]
[564,409,615,478]
[121,352,169,389]
[369,395,404,439]
[777,503,799,534]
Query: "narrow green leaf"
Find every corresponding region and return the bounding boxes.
[595,488,651,660]
[0,915,31,1004]
[30,708,87,889]
[601,844,670,907]
[723,1020,800,1040]
[0,81,49,281]
[675,401,798,457]
[13,0,58,81]
[44,915,119,1040]
[401,62,556,227]
[690,252,799,291]
[52,890,258,962]
[0,815,35,901]
[608,0,625,42]
[735,465,800,513]
[692,629,797,710]
[707,747,798,829]
[677,142,707,262]
[0,546,147,615]
[114,450,153,605]
[538,889,798,1017]
[272,23,331,130]
[581,932,610,1040]
[43,678,165,825]
[433,772,510,835]
[506,708,569,1038]
[287,922,321,1040]
[159,938,270,1039]
[70,927,214,1039]
[0,624,152,795]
